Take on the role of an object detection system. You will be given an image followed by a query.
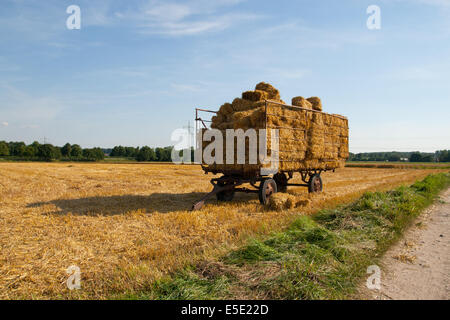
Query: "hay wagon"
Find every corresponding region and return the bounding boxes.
[192,99,349,210]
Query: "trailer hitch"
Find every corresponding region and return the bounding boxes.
[191,179,238,211]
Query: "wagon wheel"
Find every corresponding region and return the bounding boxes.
[216,181,235,201]
[258,178,277,205]
[308,174,323,193]
[273,173,288,193]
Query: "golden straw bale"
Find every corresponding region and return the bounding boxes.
[255,82,281,100]
[307,97,322,111]
[292,96,312,109]
[268,193,296,211]
[203,83,348,172]
[218,102,233,115]
[242,90,268,102]
[231,99,265,112]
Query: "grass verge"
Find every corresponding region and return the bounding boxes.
[117,172,450,300]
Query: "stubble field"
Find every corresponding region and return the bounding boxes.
[0,162,447,299]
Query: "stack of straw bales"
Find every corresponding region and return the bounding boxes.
[205,83,348,175]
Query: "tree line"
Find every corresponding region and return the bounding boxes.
[348,151,450,162]
[0,141,104,161]
[110,145,194,162]
[0,141,183,162]
[2,141,448,163]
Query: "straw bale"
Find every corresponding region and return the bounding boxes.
[291,96,312,109]
[255,82,281,100]
[268,193,296,211]
[203,83,348,174]
[307,97,322,111]
[242,90,268,102]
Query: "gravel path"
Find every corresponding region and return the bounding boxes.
[360,188,450,300]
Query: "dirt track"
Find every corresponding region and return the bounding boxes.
[360,188,450,300]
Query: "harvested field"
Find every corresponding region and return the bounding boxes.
[0,162,448,299]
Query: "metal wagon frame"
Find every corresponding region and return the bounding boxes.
[192,100,347,210]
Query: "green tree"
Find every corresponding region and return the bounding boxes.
[61,143,72,157]
[388,155,400,162]
[9,142,26,156]
[83,148,104,161]
[0,141,9,156]
[136,146,155,161]
[70,144,83,158]
[37,144,60,161]
[23,145,36,158]
[436,150,450,162]
[410,152,422,162]
[125,146,138,158]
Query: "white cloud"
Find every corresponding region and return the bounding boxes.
[124,0,260,36]
[1,121,8,127]
[145,3,193,22]
[139,12,260,36]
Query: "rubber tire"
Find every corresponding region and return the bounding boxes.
[258,178,277,205]
[273,173,288,193]
[308,174,323,193]
[216,181,235,201]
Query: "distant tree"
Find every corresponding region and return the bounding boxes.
[23,145,36,158]
[0,141,9,156]
[136,146,155,161]
[9,142,26,156]
[93,147,105,160]
[154,147,161,161]
[436,150,450,162]
[387,155,400,162]
[61,143,72,157]
[125,146,138,158]
[70,144,83,158]
[31,141,40,149]
[110,146,128,157]
[410,152,422,162]
[110,146,120,157]
[37,144,60,161]
[82,148,104,161]
[163,146,173,161]
[155,146,173,162]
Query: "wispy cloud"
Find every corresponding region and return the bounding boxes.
[122,0,261,36]
[1,121,8,127]
[0,0,258,44]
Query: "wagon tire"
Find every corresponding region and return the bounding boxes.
[259,178,277,205]
[308,174,323,193]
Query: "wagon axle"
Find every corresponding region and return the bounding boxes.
[191,170,324,211]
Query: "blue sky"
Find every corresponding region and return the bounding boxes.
[0,0,449,152]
